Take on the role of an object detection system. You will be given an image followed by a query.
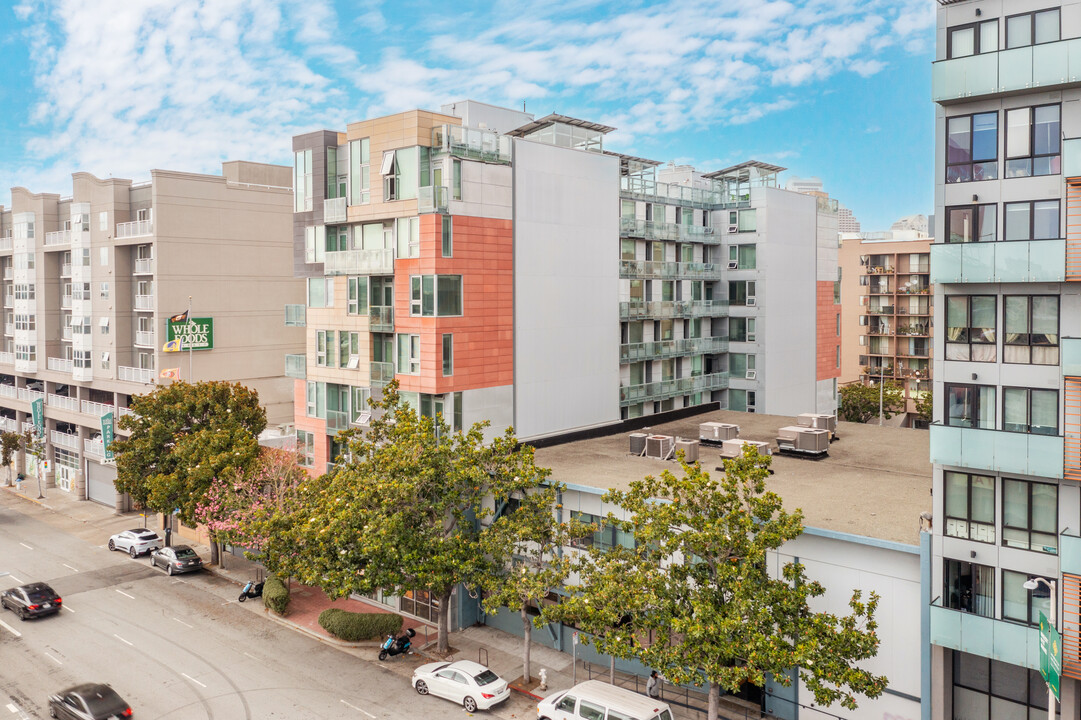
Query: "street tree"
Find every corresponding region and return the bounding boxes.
[914,390,933,425]
[561,447,886,720]
[1,431,21,486]
[838,380,905,423]
[112,381,266,562]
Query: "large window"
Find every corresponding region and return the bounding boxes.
[1003,387,1057,435]
[396,333,420,374]
[945,384,996,429]
[395,216,420,259]
[728,281,756,306]
[349,138,370,205]
[347,277,368,316]
[944,472,995,543]
[1004,295,1059,365]
[729,244,756,269]
[294,149,313,212]
[737,209,756,232]
[947,19,999,58]
[296,430,314,467]
[339,331,360,369]
[953,652,1051,719]
[945,296,996,361]
[410,275,462,317]
[1002,570,1052,626]
[1002,478,1057,554]
[307,278,334,308]
[316,330,334,368]
[947,112,998,183]
[1005,105,1060,177]
[1004,200,1059,241]
[946,204,996,243]
[1006,8,1059,48]
[569,511,635,551]
[944,559,994,617]
[729,317,756,343]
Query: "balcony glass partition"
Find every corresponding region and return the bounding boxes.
[930,423,1064,479]
[931,239,1065,284]
[933,37,1081,104]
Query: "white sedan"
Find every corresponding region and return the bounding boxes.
[107,528,162,557]
[412,660,511,712]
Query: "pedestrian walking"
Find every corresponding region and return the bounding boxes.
[646,670,661,699]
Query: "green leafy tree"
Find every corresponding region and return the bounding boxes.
[839,380,905,423]
[561,447,886,720]
[112,381,266,561]
[914,390,933,425]
[1,431,21,486]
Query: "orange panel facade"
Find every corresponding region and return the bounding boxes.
[292,378,329,474]
[815,280,841,381]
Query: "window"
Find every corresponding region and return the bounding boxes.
[729,317,756,343]
[73,350,90,368]
[15,344,36,362]
[1005,105,1060,177]
[347,277,368,315]
[14,314,34,331]
[100,351,110,370]
[349,138,370,205]
[410,275,462,317]
[441,216,453,257]
[442,334,453,376]
[296,430,314,467]
[947,19,998,58]
[99,282,109,299]
[285,304,306,326]
[316,330,334,367]
[1006,8,1059,48]
[98,317,109,335]
[1004,200,1059,240]
[452,159,462,200]
[952,652,1051,718]
[570,511,635,551]
[1004,295,1058,365]
[340,331,360,369]
[304,226,326,263]
[577,701,606,720]
[729,244,756,269]
[728,281,756,306]
[737,209,756,232]
[945,296,996,361]
[371,276,393,307]
[621,239,636,261]
[294,149,313,212]
[1003,387,1057,435]
[397,333,420,374]
[305,381,326,418]
[325,225,348,252]
[944,472,995,543]
[946,204,996,243]
[350,387,371,424]
[946,112,998,183]
[945,384,996,429]
[944,559,994,617]
[307,278,333,308]
[1003,478,1057,554]
[1003,570,1052,627]
[396,217,420,259]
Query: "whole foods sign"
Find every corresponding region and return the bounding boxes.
[167,317,214,351]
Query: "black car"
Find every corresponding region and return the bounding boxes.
[149,545,203,575]
[48,683,132,719]
[1,582,62,620]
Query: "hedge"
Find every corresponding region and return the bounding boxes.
[262,575,290,615]
[318,608,403,642]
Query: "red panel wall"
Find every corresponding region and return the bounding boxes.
[816,280,841,381]
[292,378,328,475]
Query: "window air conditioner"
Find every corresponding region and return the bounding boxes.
[745,370,757,380]
[728,225,738,234]
[704,227,714,234]
[746,297,757,306]
[727,261,738,269]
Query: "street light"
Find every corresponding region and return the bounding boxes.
[1023,576,1057,720]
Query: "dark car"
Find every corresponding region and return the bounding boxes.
[149,545,203,575]
[48,683,132,719]
[1,582,62,620]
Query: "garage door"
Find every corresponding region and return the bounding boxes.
[86,461,117,507]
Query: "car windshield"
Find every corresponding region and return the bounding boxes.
[474,669,499,686]
[82,687,127,714]
[133,530,157,538]
[174,548,198,559]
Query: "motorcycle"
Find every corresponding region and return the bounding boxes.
[238,580,264,602]
[378,627,416,661]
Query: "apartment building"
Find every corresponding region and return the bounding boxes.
[838,232,933,426]
[928,1,1081,717]
[288,101,840,471]
[0,162,304,507]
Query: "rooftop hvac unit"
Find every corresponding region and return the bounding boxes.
[674,438,700,463]
[797,413,838,439]
[719,439,772,459]
[776,426,830,457]
[699,422,739,443]
[645,434,674,459]
[629,432,649,455]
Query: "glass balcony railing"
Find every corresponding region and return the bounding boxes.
[619,217,720,243]
[933,37,1081,104]
[1066,138,1081,178]
[1062,532,1081,576]
[325,409,350,432]
[620,337,729,363]
[619,259,722,280]
[930,423,1063,479]
[285,353,306,379]
[369,305,393,332]
[931,239,1065,284]
[323,197,347,224]
[619,176,724,208]
[432,125,512,164]
[418,186,449,213]
[929,603,1039,671]
[619,299,728,320]
[1063,337,1081,377]
[619,372,729,406]
[370,361,394,387]
[324,249,394,276]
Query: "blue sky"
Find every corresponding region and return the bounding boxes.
[0,0,935,231]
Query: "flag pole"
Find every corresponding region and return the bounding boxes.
[188,296,193,382]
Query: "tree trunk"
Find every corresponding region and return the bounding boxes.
[437,590,453,655]
[708,682,720,720]
[209,537,220,566]
[521,604,532,683]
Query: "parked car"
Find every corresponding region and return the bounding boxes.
[1,582,62,620]
[48,682,132,719]
[412,659,510,712]
[536,680,673,720]
[149,545,203,575]
[107,529,162,558]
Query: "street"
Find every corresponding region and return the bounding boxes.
[0,492,535,719]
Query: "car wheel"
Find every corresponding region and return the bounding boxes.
[129,546,138,558]
[167,564,174,576]
[19,609,27,621]
[463,696,477,712]
[108,539,115,551]
[415,680,428,695]
[49,706,56,718]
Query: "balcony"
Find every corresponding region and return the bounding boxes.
[0,352,12,366]
[370,361,394,387]
[0,384,14,398]
[47,357,72,373]
[47,393,78,412]
[931,239,1065,284]
[930,423,1063,479]
[2,268,11,281]
[284,304,306,327]
[62,326,72,340]
[118,366,155,384]
[0,237,11,252]
[50,430,79,450]
[932,37,1081,105]
[134,330,155,347]
[285,353,306,379]
[15,357,37,373]
[619,372,729,406]
[620,337,729,363]
[1067,138,1081,179]
[115,219,153,239]
[432,125,512,164]
[929,604,1039,670]
[619,176,724,209]
[80,400,114,417]
[0,417,13,432]
[620,299,728,320]
[323,197,347,224]
[73,365,92,382]
[326,410,350,433]
[60,263,71,278]
[134,294,154,311]
[418,186,449,214]
[620,217,720,244]
[324,249,394,276]
[44,230,71,246]
[17,387,44,403]
[84,438,104,457]
[134,257,154,274]
[61,295,71,309]
[619,259,722,280]
[4,323,11,336]
[369,305,394,332]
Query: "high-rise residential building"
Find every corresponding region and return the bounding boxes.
[0,162,304,507]
[288,101,841,471]
[928,1,1081,717]
[838,205,862,233]
[838,231,933,426]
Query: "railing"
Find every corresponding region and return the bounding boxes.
[80,400,114,417]
[83,438,104,457]
[619,299,728,320]
[134,294,154,310]
[284,304,306,327]
[620,337,729,363]
[619,217,719,243]
[17,387,44,403]
[0,238,11,252]
[285,354,306,379]
[929,602,1039,671]
[619,372,729,406]
[60,294,72,309]
[930,423,1064,479]
[134,330,155,347]
[932,37,1081,105]
[118,366,155,384]
[323,197,347,224]
[115,219,153,238]
[134,257,154,274]
[931,239,1065,284]
[117,406,137,419]
[619,259,722,280]
[0,385,13,399]
[60,263,71,277]
[370,361,394,387]
[2,268,11,280]
[326,410,350,432]
[369,305,394,331]
[0,417,14,432]
[619,176,723,208]
[0,353,13,366]
[418,186,449,214]
[62,326,72,340]
[432,125,512,164]
[44,229,71,245]
[47,357,73,373]
[50,430,79,450]
[47,393,78,411]
[816,196,839,214]
[4,323,11,336]
[324,248,394,276]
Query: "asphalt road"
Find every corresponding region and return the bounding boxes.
[0,493,533,719]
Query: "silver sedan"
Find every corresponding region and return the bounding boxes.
[107,528,162,558]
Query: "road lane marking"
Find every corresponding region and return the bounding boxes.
[6,702,19,713]
[44,652,62,665]
[8,575,23,584]
[115,589,135,599]
[18,543,31,550]
[340,700,376,718]
[243,651,258,660]
[0,618,21,637]
[62,564,77,572]
[113,634,133,646]
[63,605,74,613]
[172,617,193,629]
[181,673,206,688]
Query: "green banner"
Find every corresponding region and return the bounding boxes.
[101,412,115,462]
[1040,611,1061,700]
[166,317,214,351]
[31,398,44,436]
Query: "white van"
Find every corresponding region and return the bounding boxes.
[536,680,674,720]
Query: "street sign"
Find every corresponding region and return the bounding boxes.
[31,398,43,436]
[1040,611,1062,700]
[101,412,115,462]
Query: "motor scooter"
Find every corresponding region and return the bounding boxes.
[378,627,416,661]
[238,580,264,602]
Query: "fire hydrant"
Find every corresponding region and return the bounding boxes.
[538,668,548,692]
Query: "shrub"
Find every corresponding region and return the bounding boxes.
[262,575,290,614]
[318,608,403,642]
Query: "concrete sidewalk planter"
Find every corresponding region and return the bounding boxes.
[318,608,403,642]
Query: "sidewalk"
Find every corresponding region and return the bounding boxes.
[1,481,747,720]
